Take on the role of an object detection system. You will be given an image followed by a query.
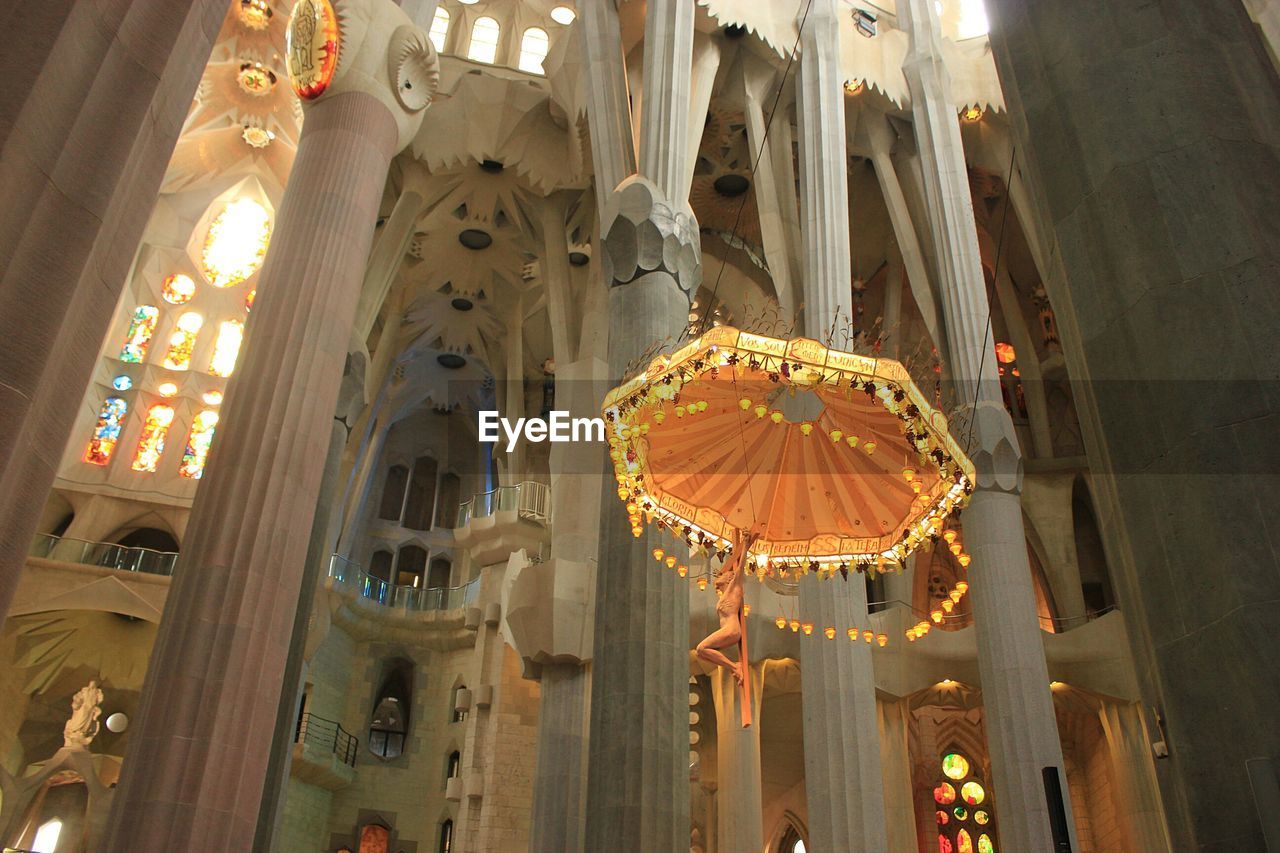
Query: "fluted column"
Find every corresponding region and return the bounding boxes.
[878,698,920,853]
[583,1,699,848]
[794,2,889,850]
[711,664,764,852]
[897,1,1075,849]
[1099,702,1173,852]
[532,662,589,851]
[102,90,401,850]
[0,0,225,626]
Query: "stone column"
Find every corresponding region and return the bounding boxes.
[793,2,889,850]
[711,665,764,852]
[583,1,699,848]
[878,698,921,853]
[986,0,1280,843]
[102,80,412,849]
[531,662,589,852]
[0,0,225,626]
[1099,702,1173,853]
[897,1,1076,850]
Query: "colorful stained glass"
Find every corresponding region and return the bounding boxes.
[942,753,970,780]
[953,806,969,821]
[961,781,986,805]
[112,375,133,391]
[977,834,994,853]
[974,811,989,826]
[157,382,178,397]
[935,810,949,826]
[934,783,956,805]
[84,397,129,465]
[201,198,271,287]
[245,289,256,311]
[132,404,175,472]
[119,306,159,363]
[179,410,219,479]
[208,319,244,377]
[938,835,954,853]
[163,312,204,370]
[202,390,224,405]
[162,273,196,305]
[957,829,974,853]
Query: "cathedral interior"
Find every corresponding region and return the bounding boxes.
[1,0,1278,851]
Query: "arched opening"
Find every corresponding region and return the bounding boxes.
[446,749,461,782]
[428,6,449,52]
[358,822,390,853]
[403,456,439,530]
[467,17,500,64]
[517,27,549,74]
[451,683,468,723]
[933,749,997,853]
[427,556,452,589]
[369,660,413,760]
[776,823,806,853]
[435,472,461,529]
[116,527,179,552]
[378,464,409,521]
[396,544,428,587]
[369,549,393,583]
[437,818,454,853]
[1072,478,1116,615]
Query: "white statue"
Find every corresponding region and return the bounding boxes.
[62,680,104,749]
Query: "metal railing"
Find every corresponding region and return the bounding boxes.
[327,554,481,612]
[28,533,178,577]
[296,712,358,768]
[456,481,551,528]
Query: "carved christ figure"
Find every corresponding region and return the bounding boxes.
[696,527,760,687]
[63,679,103,749]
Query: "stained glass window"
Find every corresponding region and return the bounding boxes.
[179,410,219,479]
[245,289,256,311]
[201,198,271,287]
[84,397,129,465]
[209,319,244,377]
[163,312,204,370]
[112,375,133,391]
[162,273,196,305]
[933,751,996,853]
[132,404,175,472]
[120,306,159,363]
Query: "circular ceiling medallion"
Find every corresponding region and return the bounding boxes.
[437,353,467,369]
[451,297,474,311]
[713,174,751,197]
[568,251,590,267]
[479,159,505,173]
[287,0,341,100]
[459,229,493,250]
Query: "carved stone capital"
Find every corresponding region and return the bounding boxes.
[958,400,1024,495]
[600,175,702,294]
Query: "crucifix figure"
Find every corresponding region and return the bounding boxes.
[696,525,761,727]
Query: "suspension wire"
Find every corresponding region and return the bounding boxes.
[962,144,1018,455]
[696,0,815,337]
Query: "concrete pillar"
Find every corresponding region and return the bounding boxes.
[897,1,1076,849]
[1099,702,1173,853]
[793,3,889,850]
[531,663,589,851]
[102,89,404,850]
[583,0,699,847]
[711,665,764,853]
[878,698,921,853]
[0,0,225,626]
[985,1,1280,841]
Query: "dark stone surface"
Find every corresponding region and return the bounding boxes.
[986,0,1280,847]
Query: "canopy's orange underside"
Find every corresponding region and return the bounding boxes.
[638,367,943,550]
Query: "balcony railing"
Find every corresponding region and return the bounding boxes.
[28,533,178,577]
[296,712,358,768]
[328,554,481,612]
[455,481,551,528]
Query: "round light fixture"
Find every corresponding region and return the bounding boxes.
[105,712,129,733]
[550,6,576,25]
[458,229,493,250]
[437,353,467,369]
[713,174,750,197]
